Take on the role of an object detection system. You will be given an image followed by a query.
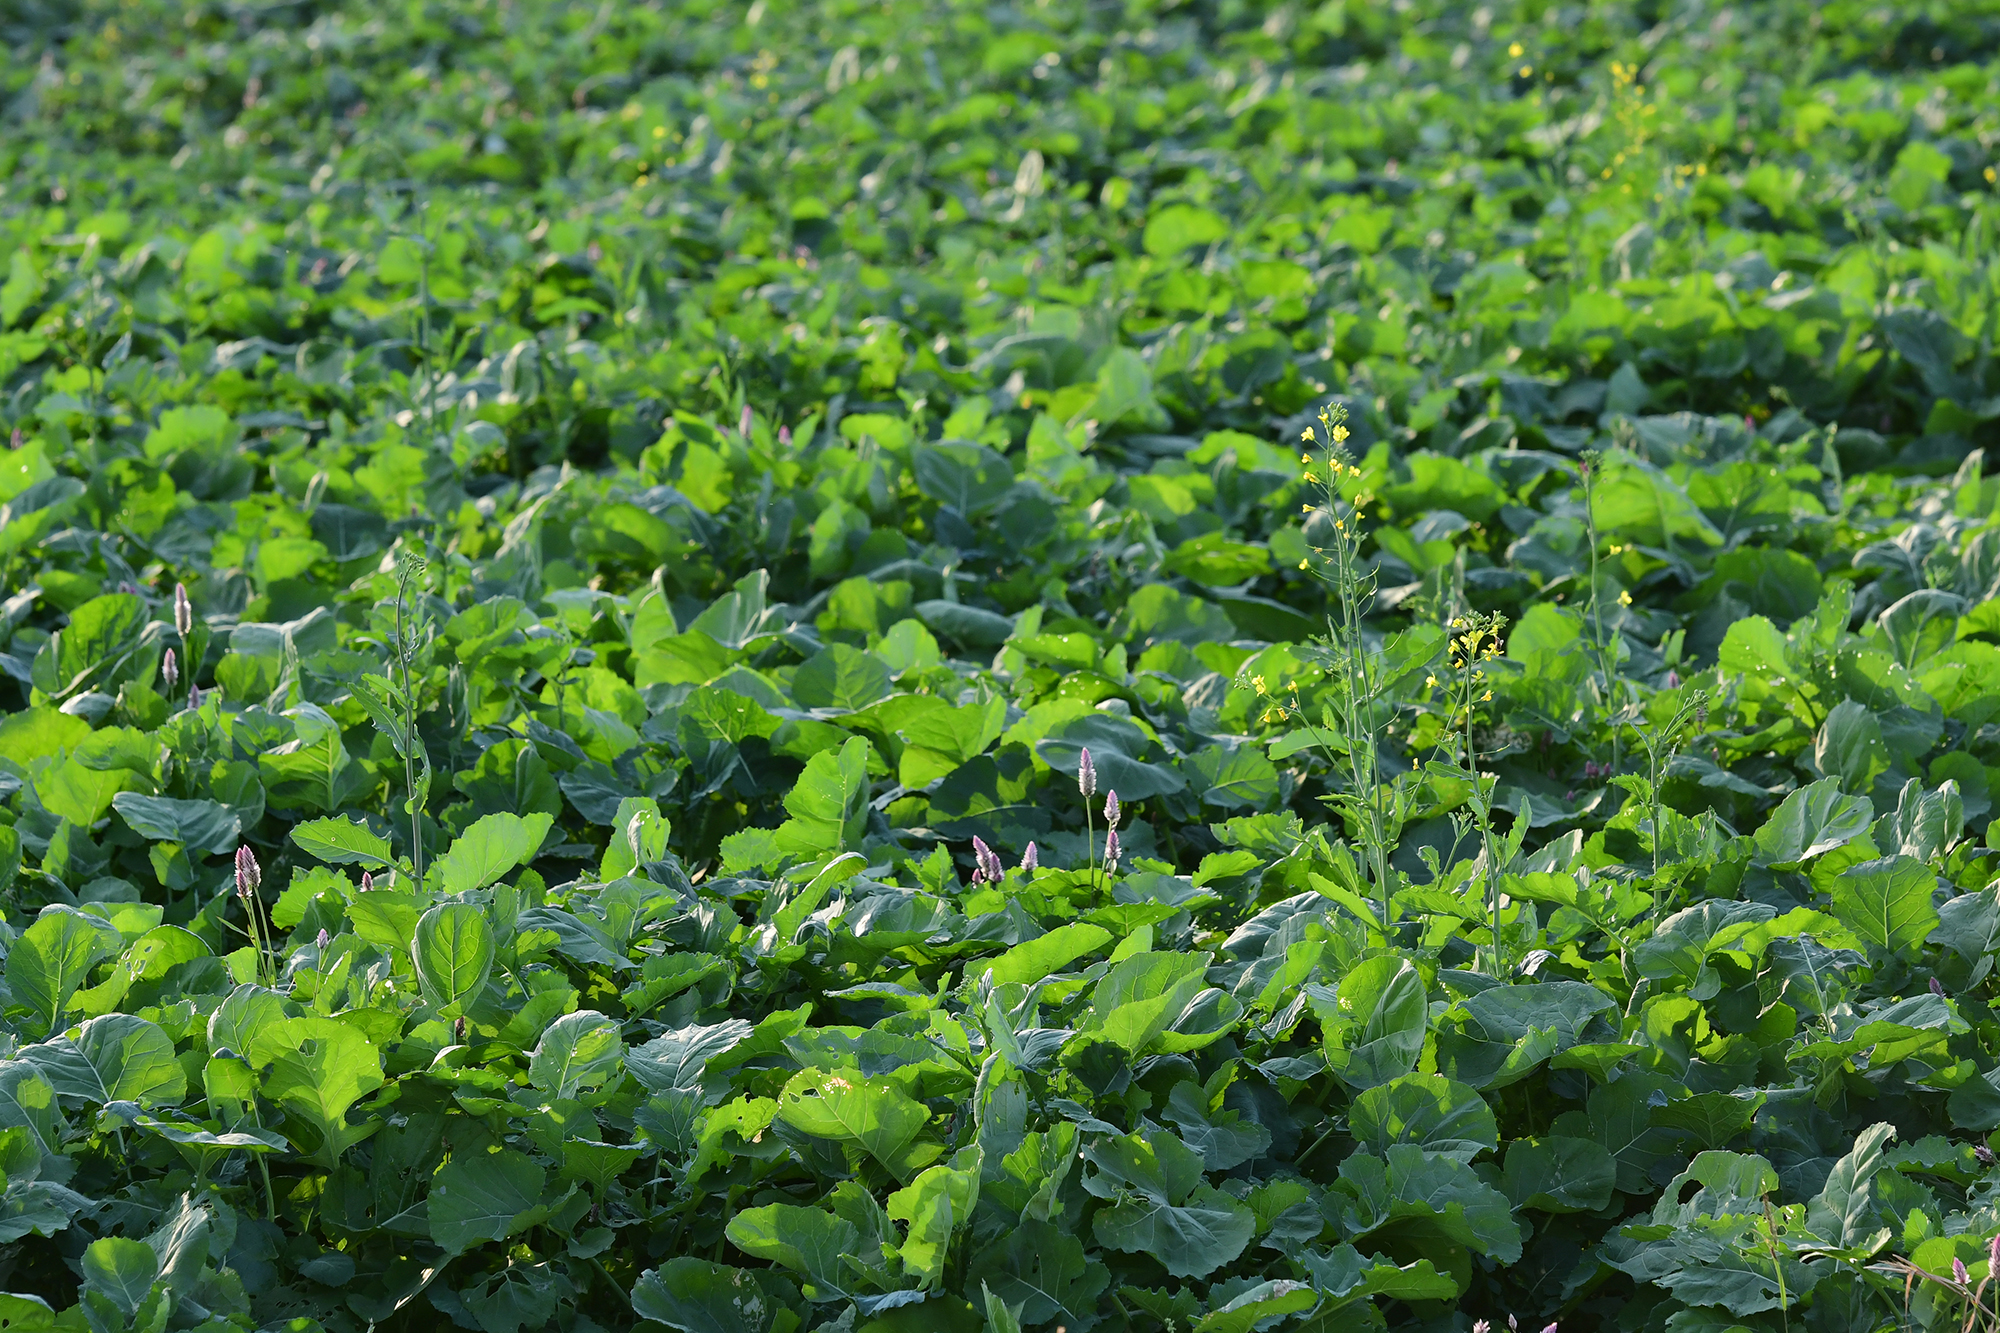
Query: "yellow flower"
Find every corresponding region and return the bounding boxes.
[1253,675,1268,694]
[1301,452,1312,464]
[1298,558,1310,570]
[1302,503,1312,513]
[1331,425,1350,443]
[1303,471,1317,482]
[1482,690,1493,701]
[1425,675,1438,688]
[1301,427,1316,441]
[1508,41,1524,56]
[1618,590,1633,606]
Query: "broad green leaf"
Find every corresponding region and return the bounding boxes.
[1349,1073,1498,1163]
[81,1237,159,1317]
[248,1015,385,1167]
[109,793,241,855]
[886,1152,981,1284]
[429,1147,551,1254]
[629,1020,755,1095]
[631,1258,791,1333]
[1502,1136,1618,1213]
[6,909,118,1036]
[1317,955,1428,1091]
[528,1010,625,1100]
[433,811,554,895]
[1751,778,1873,867]
[412,903,497,1017]
[772,736,871,858]
[977,922,1111,988]
[19,1014,184,1107]
[1831,855,1940,958]
[1328,1144,1524,1265]
[777,1070,933,1177]
[291,815,396,868]
[726,1203,864,1301]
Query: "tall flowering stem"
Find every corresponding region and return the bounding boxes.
[1284,402,1399,936]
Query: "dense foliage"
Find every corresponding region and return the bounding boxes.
[6,0,2000,1330]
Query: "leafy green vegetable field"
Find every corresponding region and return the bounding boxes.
[6,0,2000,1329]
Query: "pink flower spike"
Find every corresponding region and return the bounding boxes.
[316,928,330,950]
[1956,1257,1971,1286]
[162,647,178,694]
[234,846,261,900]
[1019,841,1038,874]
[1077,747,1096,797]
[361,871,374,892]
[174,583,193,638]
[1104,789,1120,830]
[778,424,792,446]
[1104,829,1120,868]
[739,404,753,437]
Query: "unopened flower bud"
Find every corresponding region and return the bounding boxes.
[316,928,330,950]
[187,684,201,711]
[360,871,374,892]
[1020,842,1038,874]
[162,647,178,694]
[1104,829,1120,869]
[1104,790,1121,830]
[1956,1257,1970,1286]
[174,583,192,638]
[234,845,261,900]
[1977,1143,1996,1168]
[1077,747,1096,798]
[1932,977,1946,997]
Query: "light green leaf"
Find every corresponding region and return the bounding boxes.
[413,903,497,1018]
[5,909,118,1036]
[433,811,554,896]
[291,816,396,868]
[528,1010,625,1100]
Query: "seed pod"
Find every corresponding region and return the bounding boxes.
[1077,747,1096,798]
[174,583,192,638]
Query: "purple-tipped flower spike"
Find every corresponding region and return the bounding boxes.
[234,845,261,901]
[187,684,201,711]
[1103,828,1120,869]
[360,871,375,892]
[1077,747,1096,798]
[1932,977,1946,997]
[739,404,753,437]
[1020,842,1038,874]
[1978,1143,1996,1168]
[1540,1325,1558,1333]
[174,583,192,638]
[778,425,792,446]
[972,836,1002,883]
[1472,1322,1491,1333]
[316,928,330,950]
[1508,1316,1518,1331]
[162,647,178,695]
[1956,1257,1970,1286]
[1103,790,1120,830]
